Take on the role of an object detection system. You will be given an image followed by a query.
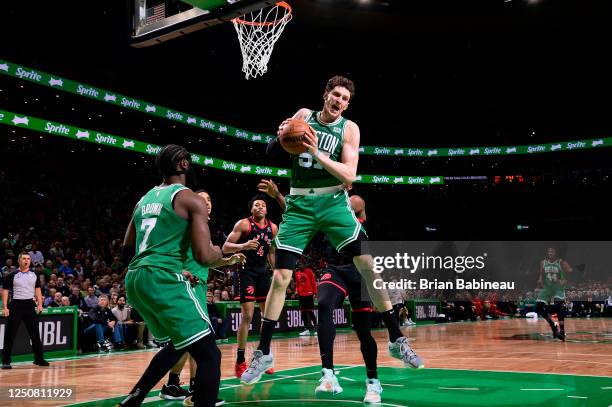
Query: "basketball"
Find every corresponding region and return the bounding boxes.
[279,119,313,155]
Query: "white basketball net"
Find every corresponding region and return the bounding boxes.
[232,2,292,80]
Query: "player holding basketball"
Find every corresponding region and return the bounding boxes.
[241,76,424,385]
[223,195,277,378]
[536,247,572,341]
[259,179,384,403]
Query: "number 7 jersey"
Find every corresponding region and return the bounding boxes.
[290,110,347,188]
[128,184,191,273]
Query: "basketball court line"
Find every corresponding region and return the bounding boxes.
[373,363,612,378]
[62,363,612,407]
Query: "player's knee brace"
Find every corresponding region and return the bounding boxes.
[317,286,344,312]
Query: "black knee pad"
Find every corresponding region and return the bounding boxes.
[275,249,299,270]
[339,231,369,258]
[317,284,345,311]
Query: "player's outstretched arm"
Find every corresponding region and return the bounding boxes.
[302,120,359,185]
[258,179,286,211]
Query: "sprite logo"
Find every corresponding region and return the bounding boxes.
[121,98,140,109]
[372,176,390,183]
[527,145,545,153]
[448,148,465,156]
[166,111,183,121]
[484,147,501,155]
[408,177,425,184]
[49,78,63,87]
[45,122,70,135]
[200,120,215,130]
[191,155,201,163]
[95,134,117,145]
[15,67,42,81]
[407,149,423,156]
[235,130,249,139]
[567,141,586,150]
[256,167,273,175]
[146,145,161,155]
[77,85,99,98]
[374,147,391,155]
[223,162,237,171]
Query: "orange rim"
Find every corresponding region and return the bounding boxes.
[232,2,292,27]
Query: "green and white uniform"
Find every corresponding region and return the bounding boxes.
[536,258,566,302]
[125,184,211,349]
[275,110,364,254]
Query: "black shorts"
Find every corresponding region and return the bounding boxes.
[234,266,271,303]
[318,264,372,310]
[298,295,315,311]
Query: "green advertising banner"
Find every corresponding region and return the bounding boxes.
[2,59,609,158]
[0,108,444,185]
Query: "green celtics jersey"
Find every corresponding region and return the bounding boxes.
[129,184,190,273]
[542,259,565,287]
[290,110,347,188]
[183,245,209,281]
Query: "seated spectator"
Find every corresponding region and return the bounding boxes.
[44,288,58,307]
[73,262,84,278]
[83,286,98,310]
[56,276,70,297]
[109,292,119,309]
[48,292,63,308]
[69,286,83,307]
[84,294,123,351]
[61,296,70,306]
[221,290,230,301]
[112,295,137,348]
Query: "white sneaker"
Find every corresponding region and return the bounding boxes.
[388,337,425,369]
[299,329,311,336]
[363,378,382,404]
[407,318,416,326]
[315,368,343,394]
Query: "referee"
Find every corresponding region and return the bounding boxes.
[1,253,49,369]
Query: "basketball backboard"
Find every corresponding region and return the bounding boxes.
[128,0,277,47]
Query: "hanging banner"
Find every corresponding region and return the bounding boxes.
[2,59,609,158]
[0,108,444,185]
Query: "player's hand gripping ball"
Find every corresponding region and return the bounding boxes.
[278,119,315,155]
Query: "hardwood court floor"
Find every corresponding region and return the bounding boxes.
[0,318,610,406]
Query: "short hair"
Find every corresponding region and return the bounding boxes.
[99,294,109,301]
[155,144,191,179]
[325,76,355,99]
[248,194,268,212]
[18,253,31,261]
[118,295,126,301]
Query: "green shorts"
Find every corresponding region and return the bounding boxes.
[275,189,364,254]
[536,286,565,303]
[125,266,211,349]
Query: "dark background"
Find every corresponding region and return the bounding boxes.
[1,0,611,239]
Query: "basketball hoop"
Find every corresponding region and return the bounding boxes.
[232,2,292,79]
